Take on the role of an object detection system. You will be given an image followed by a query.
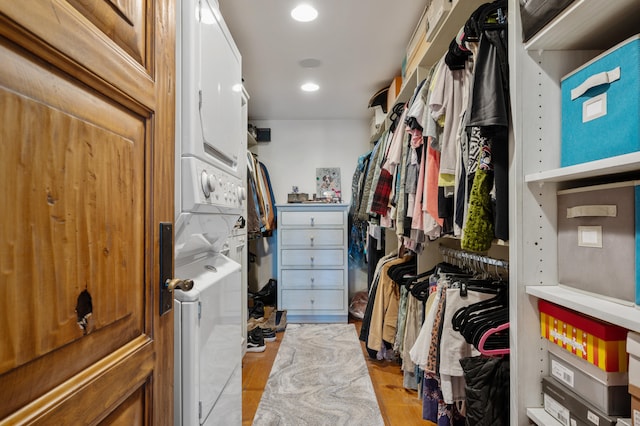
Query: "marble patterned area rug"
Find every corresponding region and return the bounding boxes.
[252,323,385,426]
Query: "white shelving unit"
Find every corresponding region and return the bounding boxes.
[525,152,640,183]
[509,0,640,424]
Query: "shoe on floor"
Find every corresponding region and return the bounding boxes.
[247,327,265,352]
[274,310,287,332]
[249,278,277,306]
[260,326,276,342]
[247,317,265,332]
[263,309,287,332]
[248,300,265,320]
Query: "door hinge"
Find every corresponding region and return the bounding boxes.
[199,401,202,419]
[198,301,202,320]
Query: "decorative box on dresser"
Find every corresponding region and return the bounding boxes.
[276,203,349,323]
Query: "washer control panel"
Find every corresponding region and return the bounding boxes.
[181,156,245,213]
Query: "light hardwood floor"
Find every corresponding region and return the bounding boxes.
[242,318,430,426]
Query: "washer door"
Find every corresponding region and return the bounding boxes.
[175,255,242,425]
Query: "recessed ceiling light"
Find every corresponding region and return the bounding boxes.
[291,4,318,22]
[301,82,319,92]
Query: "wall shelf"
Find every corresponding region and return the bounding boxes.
[525,152,640,184]
[526,285,640,333]
[524,0,640,51]
[526,408,563,426]
[417,0,488,69]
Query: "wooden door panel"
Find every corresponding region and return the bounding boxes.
[0,35,150,420]
[0,90,145,370]
[100,386,146,425]
[0,0,154,115]
[3,338,153,424]
[66,0,147,65]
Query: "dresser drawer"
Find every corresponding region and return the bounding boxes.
[280,249,344,267]
[281,289,345,310]
[279,210,344,227]
[279,228,344,247]
[281,269,344,289]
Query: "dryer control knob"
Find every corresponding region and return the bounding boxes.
[201,171,216,198]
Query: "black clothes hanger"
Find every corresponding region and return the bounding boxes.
[445,38,472,71]
[388,102,406,133]
[451,288,509,354]
[451,278,504,297]
[387,263,418,287]
[463,0,507,43]
[399,263,438,286]
[451,288,508,334]
[477,322,510,355]
[479,0,507,31]
[386,255,416,281]
[410,279,433,302]
[467,307,509,352]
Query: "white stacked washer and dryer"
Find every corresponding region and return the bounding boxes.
[174,0,248,424]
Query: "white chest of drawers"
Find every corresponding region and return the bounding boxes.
[276,203,349,323]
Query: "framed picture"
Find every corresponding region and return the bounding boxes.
[316,167,341,200]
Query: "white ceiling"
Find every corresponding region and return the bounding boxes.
[218,0,428,121]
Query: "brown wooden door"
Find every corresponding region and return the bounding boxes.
[0,0,176,424]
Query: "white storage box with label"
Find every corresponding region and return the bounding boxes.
[548,342,630,416]
[561,34,640,167]
[557,181,640,305]
[425,0,453,41]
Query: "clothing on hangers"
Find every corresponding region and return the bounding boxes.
[451,287,509,355]
[367,254,414,355]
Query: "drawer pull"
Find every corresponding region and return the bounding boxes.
[310,217,315,226]
[310,256,314,264]
[309,235,315,246]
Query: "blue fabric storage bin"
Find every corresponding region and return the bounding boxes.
[561,34,640,167]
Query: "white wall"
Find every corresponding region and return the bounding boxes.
[248,119,370,299]
[250,119,370,204]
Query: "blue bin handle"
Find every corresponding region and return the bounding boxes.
[571,67,620,100]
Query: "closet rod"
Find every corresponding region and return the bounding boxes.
[439,245,509,270]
